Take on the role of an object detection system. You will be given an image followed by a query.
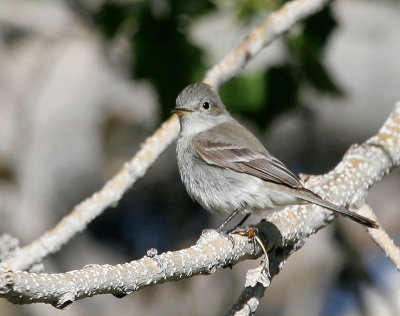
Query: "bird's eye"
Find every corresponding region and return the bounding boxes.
[202,101,210,110]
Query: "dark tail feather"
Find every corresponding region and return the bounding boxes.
[294,188,378,229]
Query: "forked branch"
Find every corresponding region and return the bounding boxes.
[0,0,335,273]
[1,101,399,310]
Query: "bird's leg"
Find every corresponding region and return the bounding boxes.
[229,212,251,233]
[217,208,251,232]
[216,208,242,232]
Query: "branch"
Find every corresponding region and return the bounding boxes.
[358,204,400,271]
[1,101,399,310]
[203,0,332,89]
[0,0,332,272]
[228,101,400,315]
[0,231,258,309]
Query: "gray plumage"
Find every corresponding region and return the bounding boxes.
[173,82,378,228]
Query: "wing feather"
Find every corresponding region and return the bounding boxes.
[194,139,302,189]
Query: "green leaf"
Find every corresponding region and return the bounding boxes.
[219,74,266,113]
[301,51,343,95]
[132,7,207,120]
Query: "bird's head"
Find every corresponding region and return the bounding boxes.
[172,83,231,135]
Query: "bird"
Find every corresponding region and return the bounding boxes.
[172,82,378,231]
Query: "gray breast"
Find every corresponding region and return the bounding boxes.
[176,136,266,215]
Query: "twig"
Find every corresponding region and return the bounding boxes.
[203,0,333,89]
[0,0,333,272]
[358,204,400,271]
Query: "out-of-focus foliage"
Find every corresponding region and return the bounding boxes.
[229,0,281,20]
[92,0,342,127]
[221,5,343,128]
[96,1,215,119]
[290,6,343,95]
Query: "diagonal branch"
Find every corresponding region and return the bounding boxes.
[228,101,400,315]
[358,204,400,271]
[0,0,333,272]
[204,0,332,89]
[1,116,180,272]
[1,101,399,310]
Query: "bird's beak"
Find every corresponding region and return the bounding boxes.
[171,107,194,116]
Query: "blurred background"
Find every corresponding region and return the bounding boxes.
[0,0,399,315]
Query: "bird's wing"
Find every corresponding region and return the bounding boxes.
[193,138,303,189]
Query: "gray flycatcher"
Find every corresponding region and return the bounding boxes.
[172,82,378,230]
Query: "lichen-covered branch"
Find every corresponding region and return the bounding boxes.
[0,0,332,272]
[227,101,400,315]
[0,231,258,309]
[1,101,399,310]
[358,204,400,271]
[203,0,332,89]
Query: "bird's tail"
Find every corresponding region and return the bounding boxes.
[293,188,378,228]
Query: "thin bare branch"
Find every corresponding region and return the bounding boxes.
[358,204,400,271]
[203,0,333,89]
[0,0,333,272]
